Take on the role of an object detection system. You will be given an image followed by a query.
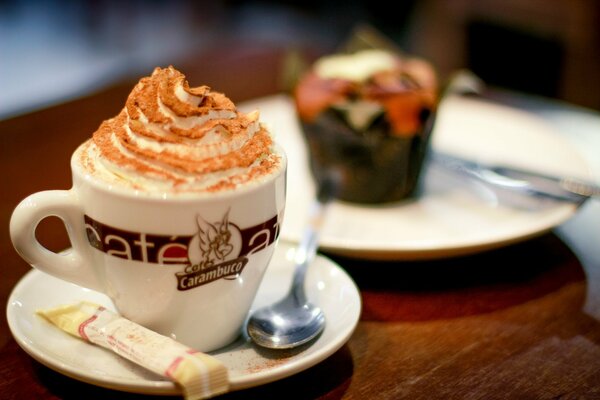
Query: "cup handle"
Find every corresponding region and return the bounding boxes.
[10,189,103,292]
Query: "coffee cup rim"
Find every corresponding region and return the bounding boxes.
[71,142,287,202]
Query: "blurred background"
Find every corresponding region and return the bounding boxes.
[1,0,599,119]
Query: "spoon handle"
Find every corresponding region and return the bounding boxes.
[290,176,338,305]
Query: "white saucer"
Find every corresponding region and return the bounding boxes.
[240,95,594,260]
[6,242,361,396]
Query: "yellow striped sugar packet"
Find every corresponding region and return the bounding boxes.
[37,301,229,399]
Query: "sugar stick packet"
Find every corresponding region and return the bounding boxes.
[37,301,229,399]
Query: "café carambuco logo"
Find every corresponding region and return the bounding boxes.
[84,211,279,291]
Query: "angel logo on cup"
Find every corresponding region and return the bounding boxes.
[84,211,280,291]
[181,210,247,290]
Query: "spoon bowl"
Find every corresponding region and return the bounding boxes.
[247,295,326,349]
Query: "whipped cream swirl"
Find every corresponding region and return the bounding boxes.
[80,66,281,193]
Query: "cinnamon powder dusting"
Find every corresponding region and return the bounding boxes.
[81,65,282,192]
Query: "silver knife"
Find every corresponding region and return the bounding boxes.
[431,151,600,203]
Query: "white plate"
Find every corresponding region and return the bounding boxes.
[240,95,594,260]
[6,242,361,396]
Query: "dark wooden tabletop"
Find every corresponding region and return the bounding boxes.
[2,44,600,399]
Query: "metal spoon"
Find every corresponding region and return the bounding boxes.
[246,176,337,349]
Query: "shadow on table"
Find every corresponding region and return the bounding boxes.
[223,345,353,399]
[24,343,353,400]
[327,232,586,322]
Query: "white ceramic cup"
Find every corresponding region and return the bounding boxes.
[10,143,287,352]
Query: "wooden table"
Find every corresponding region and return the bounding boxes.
[2,44,600,399]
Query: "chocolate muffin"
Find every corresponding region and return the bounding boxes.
[294,49,438,203]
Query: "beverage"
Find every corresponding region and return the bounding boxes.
[11,66,287,351]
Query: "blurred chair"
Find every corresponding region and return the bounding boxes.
[406,0,600,110]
